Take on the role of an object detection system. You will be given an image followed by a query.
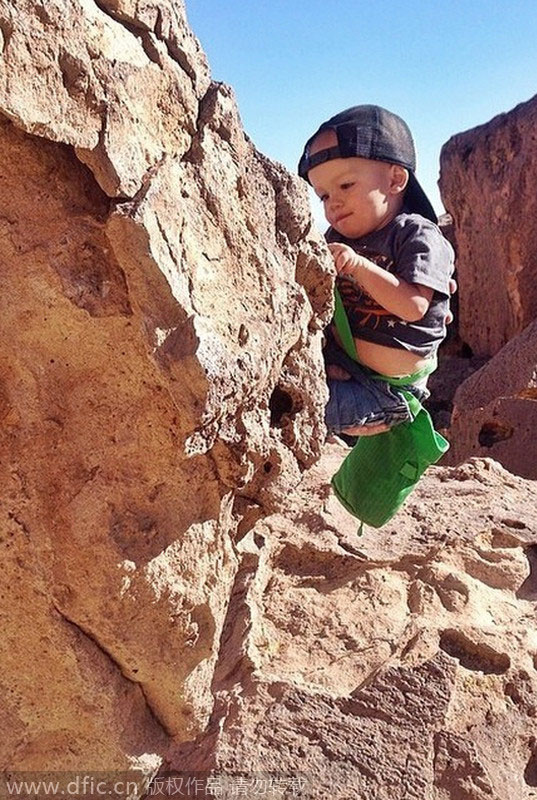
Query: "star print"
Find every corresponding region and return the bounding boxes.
[387,319,396,328]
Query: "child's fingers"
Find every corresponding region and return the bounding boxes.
[326,365,351,381]
[329,249,350,274]
[333,254,347,274]
[342,422,391,436]
[335,255,347,274]
[328,243,348,260]
[327,243,342,271]
[338,256,355,276]
[327,243,356,276]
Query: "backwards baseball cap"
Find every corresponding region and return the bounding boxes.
[298,104,437,224]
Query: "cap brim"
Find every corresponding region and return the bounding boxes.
[405,173,437,224]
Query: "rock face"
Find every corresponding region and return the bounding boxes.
[0,0,331,778]
[3,2,537,797]
[168,449,537,799]
[446,320,537,477]
[439,94,537,358]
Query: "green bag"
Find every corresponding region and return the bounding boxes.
[330,289,449,528]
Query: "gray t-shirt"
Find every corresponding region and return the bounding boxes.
[326,212,455,357]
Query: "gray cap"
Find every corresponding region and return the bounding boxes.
[298,105,437,224]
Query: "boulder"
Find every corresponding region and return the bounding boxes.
[0,0,331,778]
[439,94,537,357]
[446,320,537,478]
[3,1,537,796]
[167,450,537,799]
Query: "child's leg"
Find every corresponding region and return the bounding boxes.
[341,420,392,436]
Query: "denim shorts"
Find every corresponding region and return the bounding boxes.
[324,340,430,434]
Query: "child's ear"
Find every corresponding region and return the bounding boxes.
[390,165,409,195]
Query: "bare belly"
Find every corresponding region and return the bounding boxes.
[354,338,431,376]
[332,326,432,377]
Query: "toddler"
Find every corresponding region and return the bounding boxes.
[298,105,455,437]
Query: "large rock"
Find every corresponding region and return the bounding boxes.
[0,0,210,195]
[446,320,537,478]
[439,94,537,357]
[3,1,537,796]
[167,450,537,799]
[0,0,331,779]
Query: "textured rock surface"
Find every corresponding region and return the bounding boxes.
[167,450,537,799]
[3,2,537,797]
[439,94,537,357]
[0,0,210,195]
[425,215,491,438]
[0,0,331,777]
[446,320,537,478]
[436,213,460,356]
[428,352,489,435]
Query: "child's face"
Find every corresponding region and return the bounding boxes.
[307,130,403,238]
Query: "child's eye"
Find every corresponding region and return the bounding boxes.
[341,182,354,190]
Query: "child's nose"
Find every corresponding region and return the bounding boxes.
[328,193,343,211]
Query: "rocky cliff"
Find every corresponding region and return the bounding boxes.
[439,96,537,479]
[447,320,537,478]
[439,94,537,358]
[169,452,537,800]
[2,3,537,800]
[0,0,331,777]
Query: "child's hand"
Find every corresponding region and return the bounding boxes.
[327,243,362,280]
[445,277,457,325]
[326,364,351,381]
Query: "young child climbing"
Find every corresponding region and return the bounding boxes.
[298,105,455,438]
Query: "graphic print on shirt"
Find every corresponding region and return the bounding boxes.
[337,246,399,332]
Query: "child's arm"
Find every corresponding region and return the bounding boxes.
[328,243,433,323]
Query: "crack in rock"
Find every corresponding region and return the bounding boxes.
[51,598,173,737]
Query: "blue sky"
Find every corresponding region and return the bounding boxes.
[186,1,537,223]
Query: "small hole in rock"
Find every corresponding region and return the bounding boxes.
[478,421,514,448]
[459,342,474,358]
[269,386,294,426]
[439,629,510,674]
[461,145,474,164]
[516,545,537,601]
[502,518,528,530]
[525,750,537,787]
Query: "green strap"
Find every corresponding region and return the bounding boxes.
[333,288,358,361]
[374,357,437,387]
